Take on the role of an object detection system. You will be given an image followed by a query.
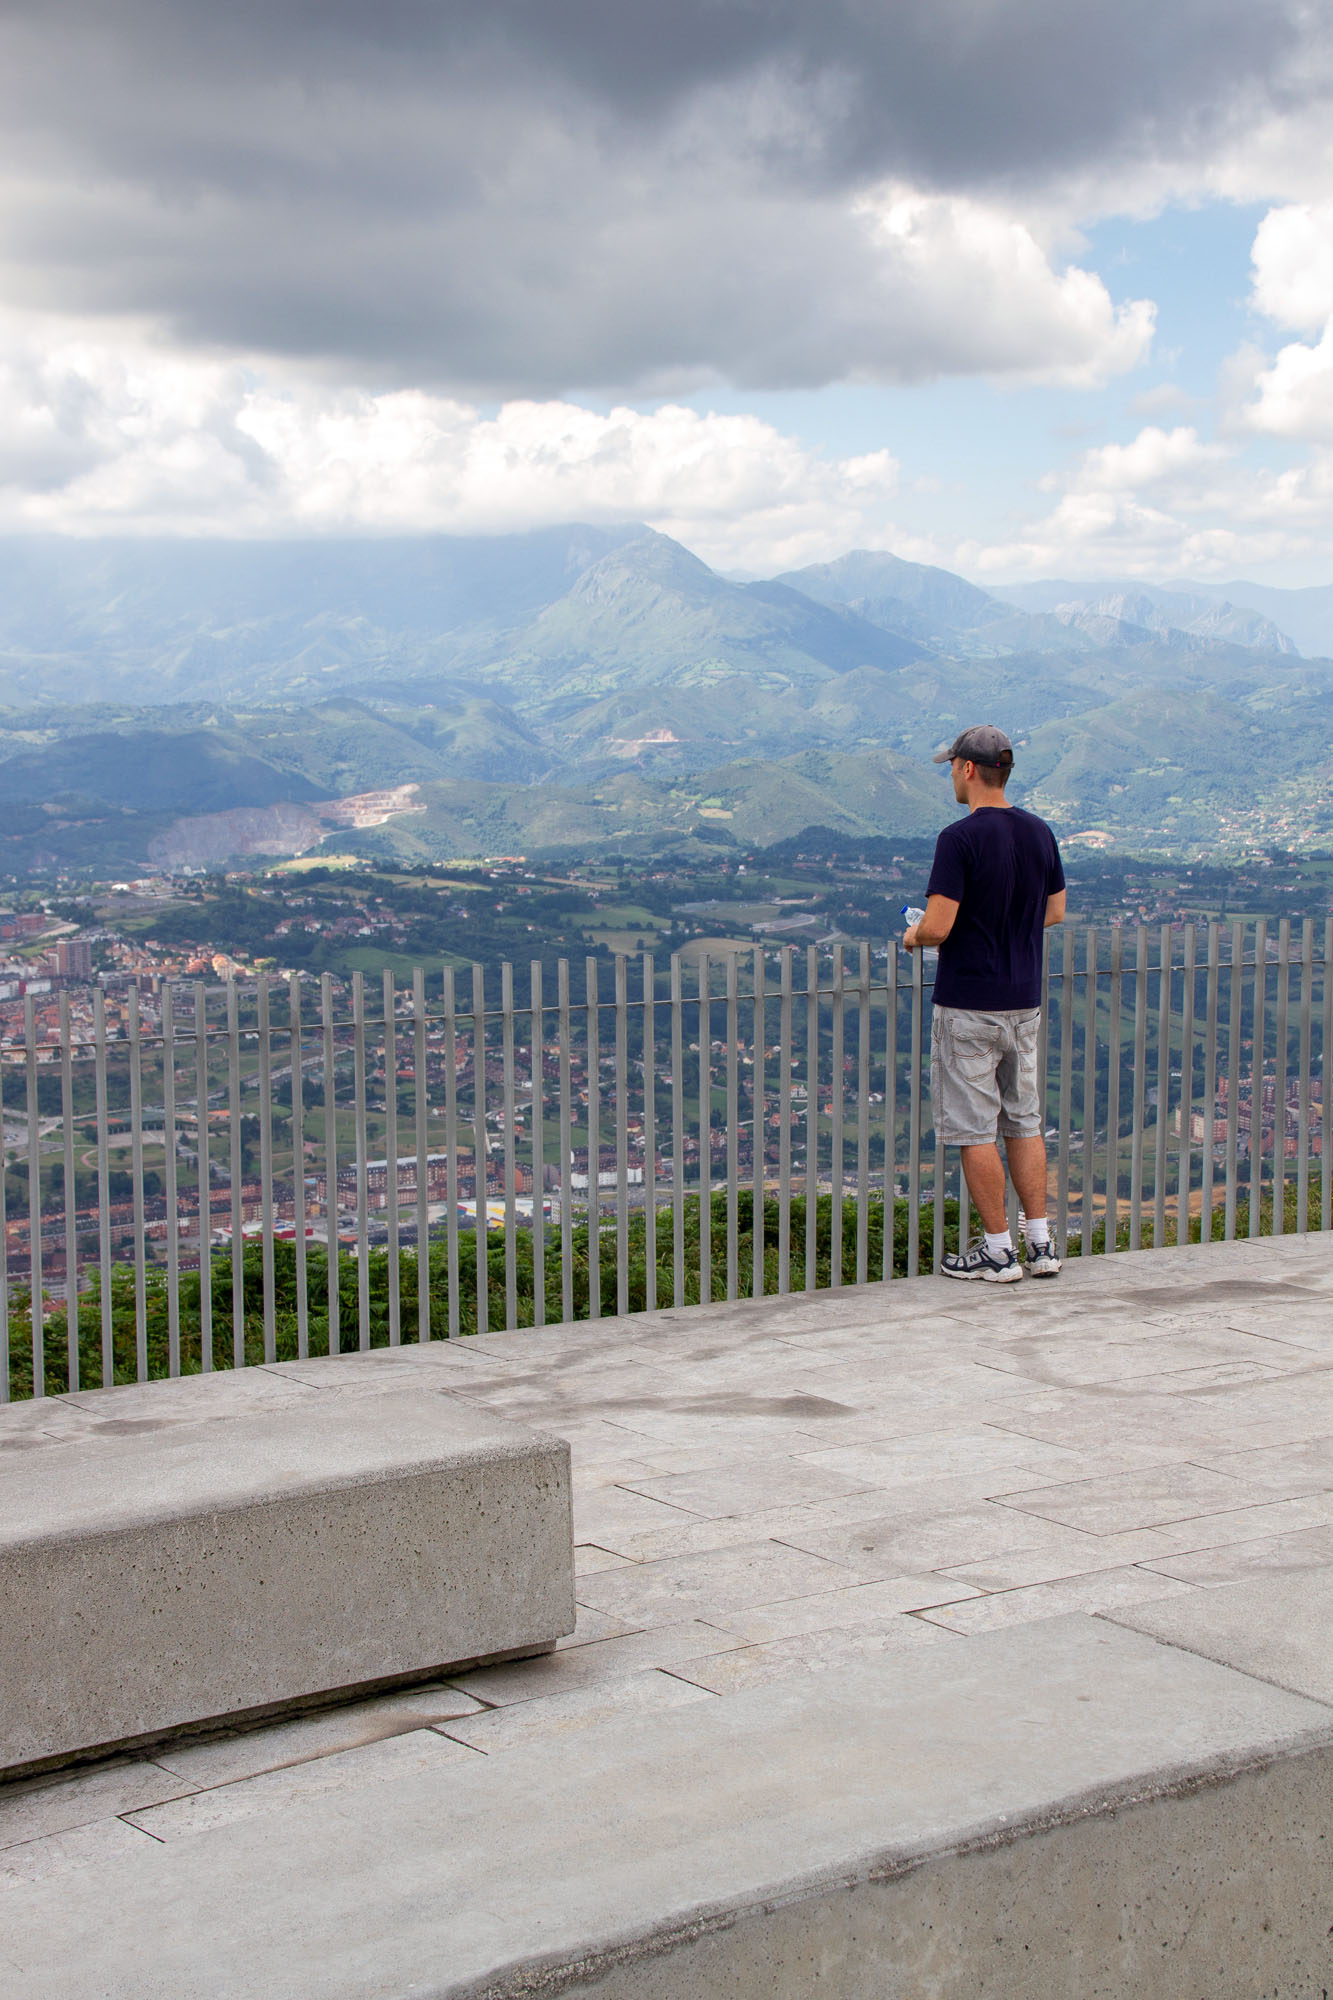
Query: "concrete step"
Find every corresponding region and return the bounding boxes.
[0,1369,574,1775]
[3,1610,1332,1996]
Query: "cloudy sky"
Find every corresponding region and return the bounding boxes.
[2,0,1333,581]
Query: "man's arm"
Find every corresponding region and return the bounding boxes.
[903,893,959,952]
[1044,890,1067,928]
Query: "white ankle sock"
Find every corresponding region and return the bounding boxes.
[1022,1216,1051,1249]
[984,1229,1013,1257]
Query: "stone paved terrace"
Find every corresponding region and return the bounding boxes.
[6,1233,1333,1994]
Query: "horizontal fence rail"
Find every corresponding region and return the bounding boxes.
[2,920,1329,1398]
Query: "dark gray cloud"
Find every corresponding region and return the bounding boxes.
[0,1,1322,393]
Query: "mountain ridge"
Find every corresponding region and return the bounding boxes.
[1,527,1330,872]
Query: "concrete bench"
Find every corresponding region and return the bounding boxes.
[0,1379,574,1777]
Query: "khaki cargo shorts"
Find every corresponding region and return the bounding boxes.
[930,1005,1043,1147]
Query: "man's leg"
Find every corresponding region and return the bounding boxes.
[994,1012,1060,1273]
[959,1142,1009,1233]
[1005,1131,1060,1274]
[1004,1133,1047,1222]
[934,1010,1022,1280]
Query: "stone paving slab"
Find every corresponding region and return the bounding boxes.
[1140,1521,1333,1586]
[4,1234,1333,1993]
[435,1668,713,1756]
[1105,1565,1333,1706]
[123,1728,475,1841]
[148,1685,486,1790]
[0,1759,184,1850]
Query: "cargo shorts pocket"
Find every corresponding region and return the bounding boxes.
[945,1012,1005,1077]
[996,1010,1042,1136]
[931,1010,1004,1143]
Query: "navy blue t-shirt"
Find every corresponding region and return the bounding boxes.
[926,805,1064,1011]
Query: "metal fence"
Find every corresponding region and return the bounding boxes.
[2,917,1329,1399]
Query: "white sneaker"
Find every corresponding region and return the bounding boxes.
[1024,1239,1062,1277]
[940,1241,1023,1283]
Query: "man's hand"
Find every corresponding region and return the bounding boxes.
[904,894,960,951]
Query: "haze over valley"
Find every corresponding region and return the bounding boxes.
[3,526,1332,879]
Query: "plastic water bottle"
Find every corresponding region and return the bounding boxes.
[902,904,936,959]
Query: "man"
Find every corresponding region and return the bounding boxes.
[903,724,1065,1282]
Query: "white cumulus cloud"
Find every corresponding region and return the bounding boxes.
[1244,324,1333,443]
[853,187,1154,387]
[966,422,1323,580]
[1238,203,1333,446]
[0,314,911,572]
[1250,202,1333,332]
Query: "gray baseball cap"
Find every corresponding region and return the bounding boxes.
[932,724,1014,769]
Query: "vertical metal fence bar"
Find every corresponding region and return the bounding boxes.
[351,971,371,1349]
[830,945,845,1288]
[290,978,308,1360]
[194,984,212,1372]
[1055,923,1074,1251]
[472,964,490,1336]
[256,976,277,1364]
[928,948,940,1264]
[1152,925,1171,1249]
[669,954,684,1307]
[1288,924,1304,1232]
[805,947,819,1288]
[614,955,630,1318]
[642,954,657,1311]
[1322,919,1333,1234]
[226,980,244,1367]
[532,960,548,1327]
[59,992,79,1392]
[1224,921,1243,1239]
[162,985,180,1376]
[855,942,871,1287]
[1037,933,1051,1139]
[502,961,519,1331]
[412,968,429,1340]
[24,996,44,1396]
[1176,926,1195,1247]
[1080,927,1097,1258]
[95,987,113,1384]
[1274,919,1290,1236]
[127,986,148,1380]
[778,947,792,1293]
[558,959,574,1324]
[412,968,430,1340]
[1105,926,1123,1254]
[752,945,766,1300]
[1200,925,1218,1245]
[907,942,923,1277]
[697,953,711,1306]
[1250,920,1267,1238]
[724,951,739,1301]
[584,955,602,1320]
[0,1043,8,1400]
[1128,926,1148,1253]
[443,967,461,1338]
[382,970,401,1345]
[883,942,899,1280]
[320,973,340,1354]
